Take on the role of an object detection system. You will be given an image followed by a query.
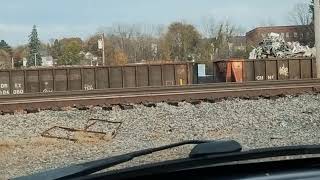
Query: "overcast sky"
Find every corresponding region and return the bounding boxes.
[0,0,310,46]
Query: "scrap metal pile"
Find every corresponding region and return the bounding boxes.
[249,33,315,59]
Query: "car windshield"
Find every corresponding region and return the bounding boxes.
[0,0,318,179]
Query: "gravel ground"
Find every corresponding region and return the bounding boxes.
[2,94,320,179]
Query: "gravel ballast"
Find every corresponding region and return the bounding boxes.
[1,94,320,179]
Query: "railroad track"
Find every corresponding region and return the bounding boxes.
[0,79,320,112]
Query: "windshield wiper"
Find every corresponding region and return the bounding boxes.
[16,140,320,180]
[14,140,242,180]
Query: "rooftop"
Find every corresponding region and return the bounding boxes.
[246,25,311,35]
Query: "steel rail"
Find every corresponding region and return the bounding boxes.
[0,79,319,100]
[0,80,319,111]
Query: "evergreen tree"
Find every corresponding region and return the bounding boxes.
[27,25,42,66]
[49,39,62,59]
[0,40,12,55]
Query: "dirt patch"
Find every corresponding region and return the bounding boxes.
[0,144,12,153]
[74,131,112,143]
[0,137,59,151]
[1,137,58,145]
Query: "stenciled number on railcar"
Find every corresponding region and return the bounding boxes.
[13,90,24,94]
[13,83,24,94]
[84,84,94,91]
[0,84,10,95]
[0,90,10,95]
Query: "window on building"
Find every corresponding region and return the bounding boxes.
[286,32,290,38]
[300,33,304,39]
[306,32,310,37]
[294,32,298,38]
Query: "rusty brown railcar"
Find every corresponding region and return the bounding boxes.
[0,58,316,96]
[0,63,192,95]
[194,58,316,84]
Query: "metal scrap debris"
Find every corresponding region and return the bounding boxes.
[249,32,316,59]
[85,118,123,138]
[41,119,123,142]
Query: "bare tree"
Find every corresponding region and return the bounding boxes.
[96,23,167,63]
[201,16,217,38]
[287,2,314,46]
[199,17,246,60]
[288,3,312,25]
[92,20,245,63]
[213,21,236,59]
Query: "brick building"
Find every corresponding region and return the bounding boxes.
[246,25,314,47]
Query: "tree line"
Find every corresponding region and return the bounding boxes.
[0,0,314,68]
[49,21,246,66]
[0,21,245,68]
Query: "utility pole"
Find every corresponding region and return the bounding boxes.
[11,57,14,69]
[34,53,37,67]
[102,33,105,66]
[315,0,320,78]
[98,34,106,66]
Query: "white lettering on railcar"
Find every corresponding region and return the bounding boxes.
[0,84,8,89]
[256,76,264,81]
[267,75,275,80]
[84,84,94,91]
[13,83,24,94]
[14,83,22,89]
[43,89,53,93]
[0,83,10,95]
[13,90,24,94]
[0,90,10,95]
